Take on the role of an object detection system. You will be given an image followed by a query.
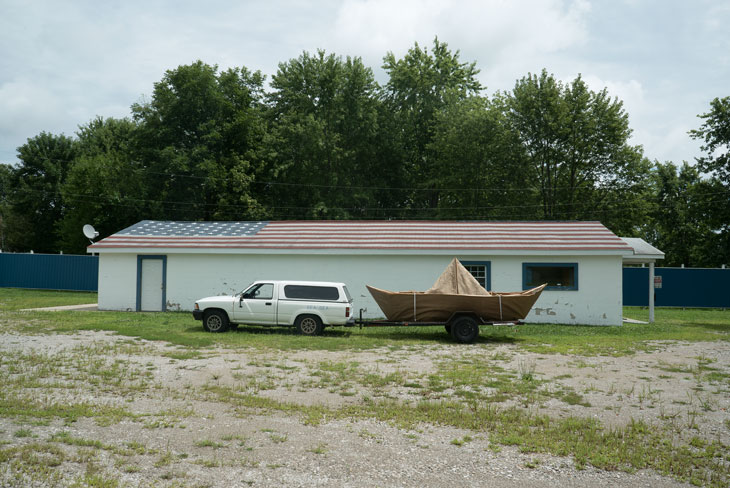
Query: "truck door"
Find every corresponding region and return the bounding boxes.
[232,283,277,325]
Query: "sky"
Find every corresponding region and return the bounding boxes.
[1,0,728,166]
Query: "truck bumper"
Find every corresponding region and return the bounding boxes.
[192,310,203,321]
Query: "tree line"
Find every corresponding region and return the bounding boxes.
[0,39,728,266]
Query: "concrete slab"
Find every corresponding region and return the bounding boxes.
[622,317,648,324]
[20,304,98,312]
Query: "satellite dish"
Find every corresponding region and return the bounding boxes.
[83,224,99,241]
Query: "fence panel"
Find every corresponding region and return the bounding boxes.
[623,267,730,308]
[0,253,98,291]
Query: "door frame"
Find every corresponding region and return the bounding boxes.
[136,255,167,312]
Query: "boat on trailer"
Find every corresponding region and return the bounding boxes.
[366,258,546,323]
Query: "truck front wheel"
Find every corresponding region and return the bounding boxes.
[203,310,229,333]
[296,315,323,336]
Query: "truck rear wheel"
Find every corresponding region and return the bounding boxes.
[203,310,229,333]
[450,316,479,344]
[296,315,323,336]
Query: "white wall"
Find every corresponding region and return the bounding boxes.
[97,252,622,325]
[98,253,138,311]
[491,255,623,326]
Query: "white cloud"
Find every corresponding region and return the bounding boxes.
[0,0,726,167]
[331,0,591,82]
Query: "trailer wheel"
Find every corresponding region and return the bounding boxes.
[444,324,452,334]
[450,316,479,344]
[296,315,323,336]
[203,310,229,333]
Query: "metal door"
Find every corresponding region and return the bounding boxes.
[137,256,166,311]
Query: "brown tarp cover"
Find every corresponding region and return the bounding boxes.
[367,258,546,322]
[425,258,491,296]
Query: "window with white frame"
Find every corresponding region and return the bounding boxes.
[460,260,491,290]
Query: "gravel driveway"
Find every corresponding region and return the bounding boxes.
[2,329,728,487]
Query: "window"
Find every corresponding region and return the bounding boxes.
[283,285,340,301]
[523,263,578,290]
[243,283,274,299]
[460,261,491,290]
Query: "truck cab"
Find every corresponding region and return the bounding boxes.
[193,280,353,335]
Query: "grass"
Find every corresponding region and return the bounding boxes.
[0,288,97,311]
[1,289,728,355]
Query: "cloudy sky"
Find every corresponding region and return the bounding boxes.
[1,0,728,166]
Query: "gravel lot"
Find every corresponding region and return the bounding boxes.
[1,329,728,487]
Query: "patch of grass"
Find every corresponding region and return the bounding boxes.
[194,439,225,449]
[307,442,328,455]
[0,288,97,311]
[162,349,207,360]
[2,290,728,354]
[14,428,33,438]
[450,435,473,446]
[269,434,288,444]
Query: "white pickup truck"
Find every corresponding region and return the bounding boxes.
[192,280,354,335]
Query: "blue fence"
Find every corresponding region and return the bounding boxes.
[0,253,98,291]
[623,267,730,308]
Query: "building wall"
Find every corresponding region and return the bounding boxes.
[491,255,623,326]
[98,253,138,311]
[98,252,623,325]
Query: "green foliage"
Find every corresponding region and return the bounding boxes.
[648,162,727,266]
[0,163,12,249]
[265,50,384,218]
[5,132,77,252]
[131,60,267,221]
[502,70,651,230]
[382,38,482,212]
[689,96,730,266]
[0,43,726,260]
[428,96,537,219]
[691,96,730,184]
[59,117,144,253]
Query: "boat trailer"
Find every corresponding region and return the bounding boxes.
[354,308,522,344]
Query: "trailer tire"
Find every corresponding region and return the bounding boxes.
[444,325,452,334]
[450,316,479,344]
[203,310,229,333]
[296,315,323,336]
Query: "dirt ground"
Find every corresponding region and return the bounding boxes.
[1,330,728,487]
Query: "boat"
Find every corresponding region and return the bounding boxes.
[366,258,546,322]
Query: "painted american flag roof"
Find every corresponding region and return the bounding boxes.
[88,220,633,253]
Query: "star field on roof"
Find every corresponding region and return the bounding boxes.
[117,220,268,237]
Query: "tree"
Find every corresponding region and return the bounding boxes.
[428,96,536,219]
[0,163,12,250]
[58,117,146,253]
[690,96,730,183]
[381,38,482,212]
[648,162,726,267]
[502,70,651,232]
[5,132,77,252]
[265,50,385,218]
[689,96,730,265]
[132,61,267,221]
